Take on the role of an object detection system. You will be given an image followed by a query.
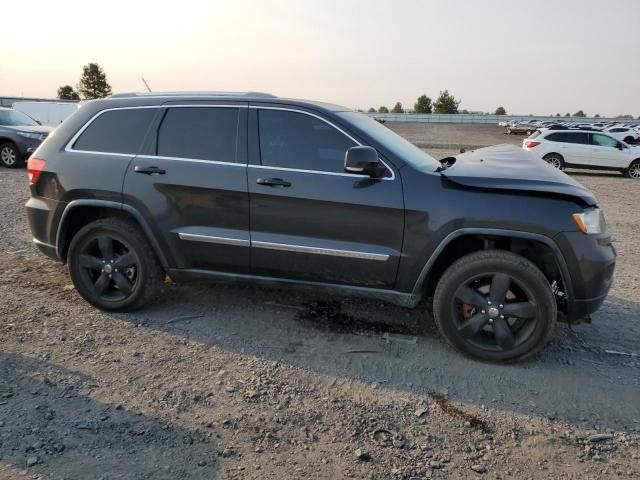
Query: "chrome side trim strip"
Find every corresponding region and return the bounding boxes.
[178,232,250,247]
[33,238,55,249]
[64,104,245,154]
[250,105,395,180]
[136,154,246,167]
[252,240,389,261]
[63,104,395,181]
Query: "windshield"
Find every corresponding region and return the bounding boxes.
[0,109,38,126]
[337,112,440,171]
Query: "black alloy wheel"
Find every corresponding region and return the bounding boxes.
[433,250,556,362]
[68,218,164,311]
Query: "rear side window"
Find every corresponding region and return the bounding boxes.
[564,132,590,145]
[157,107,239,162]
[73,108,156,154]
[258,109,356,173]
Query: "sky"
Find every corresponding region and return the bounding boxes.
[2,0,639,116]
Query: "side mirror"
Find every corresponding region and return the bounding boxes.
[616,142,625,150]
[344,146,382,177]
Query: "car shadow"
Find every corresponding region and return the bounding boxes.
[0,352,219,479]
[115,280,640,433]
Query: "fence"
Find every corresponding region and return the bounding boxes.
[365,113,633,124]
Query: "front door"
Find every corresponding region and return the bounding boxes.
[590,133,630,168]
[247,107,404,287]
[123,104,250,272]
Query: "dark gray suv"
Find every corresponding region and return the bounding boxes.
[0,107,53,167]
[26,92,616,362]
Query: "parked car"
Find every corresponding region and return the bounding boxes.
[0,107,54,167]
[523,129,640,177]
[603,127,640,144]
[505,122,536,135]
[26,92,615,362]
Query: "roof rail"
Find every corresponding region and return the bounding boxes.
[109,91,277,99]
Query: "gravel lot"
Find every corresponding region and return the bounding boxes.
[1,123,639,479]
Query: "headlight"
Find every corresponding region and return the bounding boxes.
[17,131,45,141]
[572,208,607,234]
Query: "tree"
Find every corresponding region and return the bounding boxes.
[77,62,112,99]
[57,85,80,100]
[494,106,507,115]
[556,113,561,117]
[594,114,601,118]
[565,113,571,117]
[378,106,389,113]
[391,102,403,113]
[433,90,461,114]
[413,94,432,114]
[573,110,586,117]
[367,107,376,113]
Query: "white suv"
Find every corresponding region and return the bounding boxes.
[604,127,640,144]
[523,130,640,178]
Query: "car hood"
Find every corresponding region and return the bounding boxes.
[440,144,597,206]
[0,125,54,134]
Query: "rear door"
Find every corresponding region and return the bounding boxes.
[247,106,404,287]
[562,132,591,165]
[123,104,250,272]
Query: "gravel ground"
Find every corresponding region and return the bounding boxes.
[1,124,639,479]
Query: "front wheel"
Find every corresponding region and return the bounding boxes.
[68,218,165,311]
[624,159,640,179]
[623,136,634,145]
[433,250,557,362]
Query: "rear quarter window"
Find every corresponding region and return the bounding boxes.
[545,132,566,142]
[72,108,156,154]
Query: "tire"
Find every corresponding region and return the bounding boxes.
[624,136,634,145]
[433,250,557,363]
[543,153,564,170]
[526,130,533,136]
[506,128,512,135]
[624,159,640,179]
[67,218,165,311]
[0,143,22,168]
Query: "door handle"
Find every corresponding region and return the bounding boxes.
[256,177,291,187]
[134,166,166,175]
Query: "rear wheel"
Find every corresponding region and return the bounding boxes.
[68,218,165,311]
[624,159,640,179]
[624,136,634,144]
[543,153,564,170]
[433,250,557,362]
[0,143,22,168]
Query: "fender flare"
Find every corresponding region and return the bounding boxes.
[409,228,575,316]
[55,199,170,269]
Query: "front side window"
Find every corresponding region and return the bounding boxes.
[258,109,356,173]
[73,108,156,154]
[157,107,239,162]
[591,133,619,148]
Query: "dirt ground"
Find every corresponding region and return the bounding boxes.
[1,123,639,479]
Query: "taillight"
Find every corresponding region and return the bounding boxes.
[525,140,540,148]
[27,157,46,185]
